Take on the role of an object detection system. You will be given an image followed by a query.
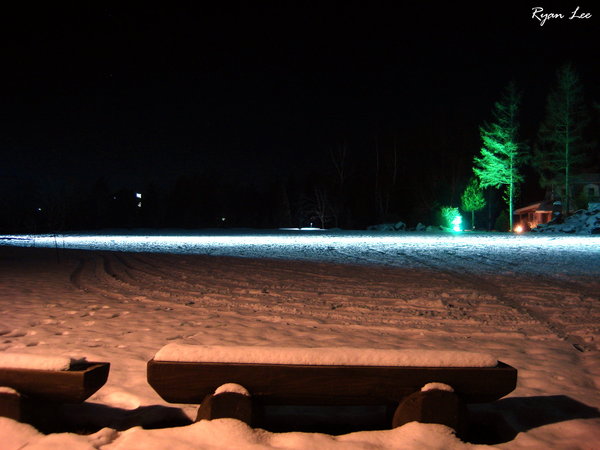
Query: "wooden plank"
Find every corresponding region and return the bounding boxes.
[147,359,516,405]
[0,362,110,403]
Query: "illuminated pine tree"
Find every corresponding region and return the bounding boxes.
[473,82,525,231]
[535,63,590,214]
[460,177,486,230]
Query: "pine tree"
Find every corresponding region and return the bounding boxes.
[535,63,590,214]
[473,82,525,231]
[460,177,486,230]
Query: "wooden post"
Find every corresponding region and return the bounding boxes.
[196,392,253,425]
[392,388,468,438]
[0,388,22,421]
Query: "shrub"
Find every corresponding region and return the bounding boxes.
[439,206,461,230]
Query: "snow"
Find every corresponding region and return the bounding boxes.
[0,230,599,449]
[154,343,498,367]
[0,387,19,395]
[533,206,600,234]
[2,229,599,277]
[0,417,485,450]
[214,384,250,397]
[0,352,72,371]
[421,383,454,393]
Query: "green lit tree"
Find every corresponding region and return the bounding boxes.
[535,63,590,214]
[460,177,486,230]
[473,82,525,231]
[439,206,462,231]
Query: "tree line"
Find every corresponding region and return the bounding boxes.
[465,63,595,231]
[1,64,597,234]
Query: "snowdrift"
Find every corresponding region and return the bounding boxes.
[533,206,600,234]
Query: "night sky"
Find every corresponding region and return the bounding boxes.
[1,2,598,230]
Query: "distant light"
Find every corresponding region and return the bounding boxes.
[137,202,142,208]
[451,214,462,232]
[37,208,42,212]
[136,193,142,199]
[221,217,226,222]
[514,225,524,233]
[279,227,324,231]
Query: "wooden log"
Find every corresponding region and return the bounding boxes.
[0,388,22,421]
[392,389,468,437]
[196,392,253,425]
[147,360,516,406]
[0,362,110,403]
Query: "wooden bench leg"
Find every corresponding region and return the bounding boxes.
[392,389,468,438]
[0,388,22,421]
[0,389,64,431]
[196,392,253,425]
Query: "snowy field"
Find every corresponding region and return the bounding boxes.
[1,230,599,449]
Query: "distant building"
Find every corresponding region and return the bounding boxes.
[514,200,555,230]
[549,173,600,212]
[515,173,600,230]
[571,173,600,209]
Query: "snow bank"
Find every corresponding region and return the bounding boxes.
[0,418,117,449]
[533,207,600,234]
[154,344,498,367]
[102,418,484,449]
[1,416,485,449]
[367,221,407,232]
[0,352,72,371]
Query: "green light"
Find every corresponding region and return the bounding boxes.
[440,206,462,232]
[452,214,463,232]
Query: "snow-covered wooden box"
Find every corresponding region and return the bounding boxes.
[0,353,110,404]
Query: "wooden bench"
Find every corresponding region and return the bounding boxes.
[147,344,517,436]
[0,360,110,423]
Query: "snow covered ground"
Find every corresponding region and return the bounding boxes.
[1,230,599,449]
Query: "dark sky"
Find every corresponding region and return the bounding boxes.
[1,1,599,192]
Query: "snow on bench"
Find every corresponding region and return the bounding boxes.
[0,352,73,371]
[153,343,499,367]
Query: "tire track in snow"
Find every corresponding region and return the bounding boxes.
[371,246,598,352]
[69,252,515,333]
[70,253,336,322]
[67,247,597,351]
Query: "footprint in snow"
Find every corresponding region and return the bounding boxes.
[4,329,26,338]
